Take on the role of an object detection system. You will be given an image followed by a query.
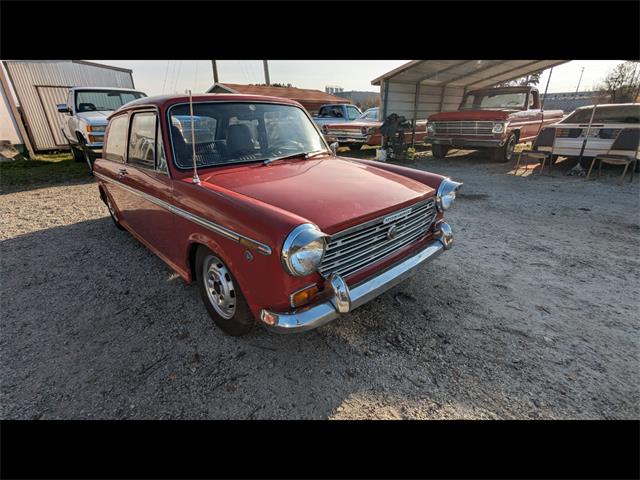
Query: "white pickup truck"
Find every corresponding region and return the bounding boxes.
[312,103,363,130]
[57,87,146,172]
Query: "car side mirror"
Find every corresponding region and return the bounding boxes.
[330,142,339,156]
[57,104,71,114]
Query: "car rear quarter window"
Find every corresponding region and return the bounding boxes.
[104,115,128,163]
[128,112,156,169]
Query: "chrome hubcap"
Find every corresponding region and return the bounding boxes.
[203,255,236,319]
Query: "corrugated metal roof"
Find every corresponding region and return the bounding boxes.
[207,83,350,105]
[372,60,569,89]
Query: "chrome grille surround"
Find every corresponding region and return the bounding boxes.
[319,198,437,278]
[432,121,494,136]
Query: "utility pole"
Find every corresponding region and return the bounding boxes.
[211,61,219,84]
[263,60,270,86]
[574,67,585,98]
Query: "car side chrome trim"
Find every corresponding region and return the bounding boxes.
[94,172,272,256]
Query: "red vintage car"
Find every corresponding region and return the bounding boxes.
[323,107,429,151]
[94,94,461,336]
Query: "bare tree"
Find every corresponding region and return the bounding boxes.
[595,61,640,103]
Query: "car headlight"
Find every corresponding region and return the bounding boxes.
[281,224,327,277]
[436,178,463,212]
[427,123,435,134]
[87,125,106,133]
[492,122,507,134]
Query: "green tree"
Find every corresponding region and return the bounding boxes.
[496,71,543,87]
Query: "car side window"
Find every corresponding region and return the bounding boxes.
[347,107,360,120]
[128,112,156,170]
[104,115,128,163]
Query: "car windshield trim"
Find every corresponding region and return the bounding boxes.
[166,101,330,172]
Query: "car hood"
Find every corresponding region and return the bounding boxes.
[428,110,513,122]
[76,110,111,124]
[199,155,434,233]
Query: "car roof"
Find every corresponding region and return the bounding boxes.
[114,93,305,113]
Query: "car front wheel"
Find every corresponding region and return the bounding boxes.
[431,144,449,159]
[196,246,255,336]
[493,134,517,163]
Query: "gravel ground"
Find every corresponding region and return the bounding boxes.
[1,151,639,419]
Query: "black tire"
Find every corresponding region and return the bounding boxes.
[635,159,640,174]
[493,134,517,163]
[69,143,84,162]
[103,191,125,230]
[195,246,255,336]
[431,144,449,159]
[347,143,363,151]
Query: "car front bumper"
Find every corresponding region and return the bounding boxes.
[259,222,453,333]
[428,136,505,149]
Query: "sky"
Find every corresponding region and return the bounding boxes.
[94,60,625,96]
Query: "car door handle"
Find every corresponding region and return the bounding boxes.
[117,168,128,178]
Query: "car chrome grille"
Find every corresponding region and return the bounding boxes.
[432,121,494,136]
[327,128,365,137]
[319,198,437,278]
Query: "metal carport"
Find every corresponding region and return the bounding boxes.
[372,60,570,122]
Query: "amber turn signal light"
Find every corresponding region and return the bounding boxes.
[290,284,319,308]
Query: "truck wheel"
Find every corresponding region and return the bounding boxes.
[69,143,84,163]
[493,134,517,163]
[431,144,449,159]
[347,143,363,151]
[196,246,255,336]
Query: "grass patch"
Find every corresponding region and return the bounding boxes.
[0,153,90,192]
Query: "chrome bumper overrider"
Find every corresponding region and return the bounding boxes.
[260,222,453,333]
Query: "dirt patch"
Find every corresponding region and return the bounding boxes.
[1,150,638,419]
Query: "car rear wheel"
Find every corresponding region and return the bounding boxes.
[493,134,517,163]
[104,193,125,230]
[431,144,449,159]
[196,246,255,336]
[347,143,363,151]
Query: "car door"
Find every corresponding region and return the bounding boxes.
[96,113,131,222]
[119,110,179,263]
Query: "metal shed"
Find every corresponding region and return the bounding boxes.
[0,60,135,154]
[372,60,569,122]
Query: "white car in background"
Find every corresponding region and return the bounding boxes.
[535,103,640,169]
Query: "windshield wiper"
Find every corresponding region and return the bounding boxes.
[263,149,328,166]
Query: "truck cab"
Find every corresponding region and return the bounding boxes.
[426,86,564,162]
[312,103,362,129]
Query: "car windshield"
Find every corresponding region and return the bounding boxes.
[169,102,327,169]
[560,105,640,124]
[460,91,528,110]
[75,90,146,112]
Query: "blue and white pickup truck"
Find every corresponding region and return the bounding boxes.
[57,86,146,172]
[312,103,363,130]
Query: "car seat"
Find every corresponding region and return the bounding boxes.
[78,103,96,112]
[226,124,255,157]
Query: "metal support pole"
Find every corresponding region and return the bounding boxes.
[263,60,270,86]
[411,82,420,149]
[574,67,585,98]
[211,61,219,84]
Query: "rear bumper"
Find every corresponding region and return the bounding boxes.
[428,136,505,148]
[259,223,453,333]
